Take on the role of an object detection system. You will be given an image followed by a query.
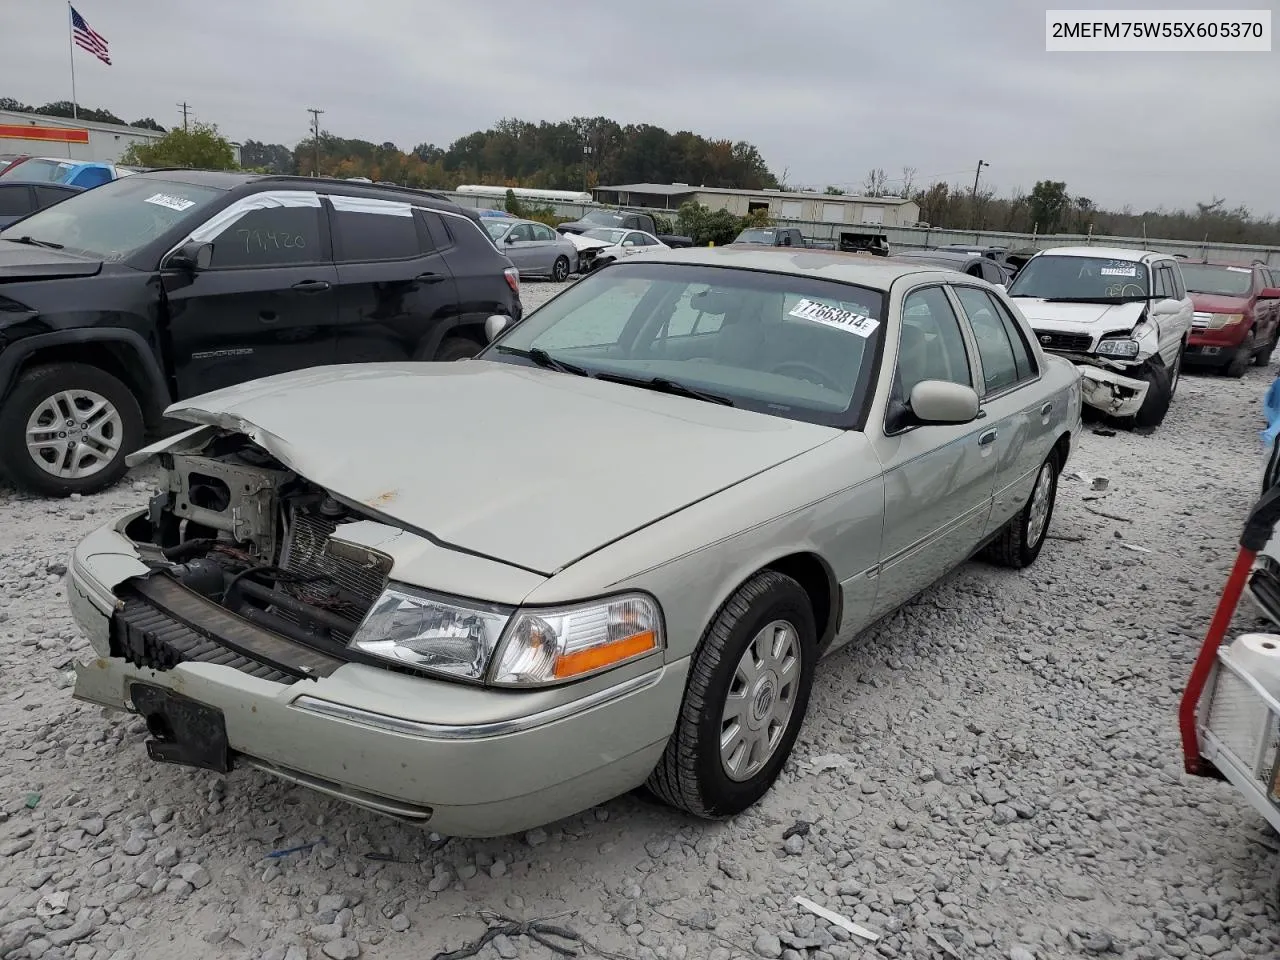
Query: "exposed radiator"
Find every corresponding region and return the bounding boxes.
[277,509,389,635]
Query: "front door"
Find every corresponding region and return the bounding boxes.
[162,192,337,399]
[501,222,541,274]
[868,284,998,619]
[325,195,460,362]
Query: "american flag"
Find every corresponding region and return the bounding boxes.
[70,6,111,66]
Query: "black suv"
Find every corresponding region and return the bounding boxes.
[0,170,522,497]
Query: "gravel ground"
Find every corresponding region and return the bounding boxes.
[1,298,1278,960]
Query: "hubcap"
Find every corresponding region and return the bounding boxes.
[1026,462,1054,546]
[25,389,122,480]
[720,619,802,782]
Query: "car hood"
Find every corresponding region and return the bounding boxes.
[156,361,842,576]
[1188,292,1250,313]
[0,239,102,281]
[1010,298,1145,332]
[564,233,610,251]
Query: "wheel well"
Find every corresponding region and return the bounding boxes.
[1051,431,1071,470]
[442,324,486,347]
[11,344,164,425]
[763,552,839,650]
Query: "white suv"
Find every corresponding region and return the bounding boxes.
[1006,246,1194,428]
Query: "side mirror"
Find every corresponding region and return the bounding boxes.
[909,380,980,425]
[993,282,1007,292]
[484,314,512,343]
[1259,287,1280,301]
[622,240,635,248]
[1152,298,1183,316]
[168,239,212,271]
[504,235,516,244]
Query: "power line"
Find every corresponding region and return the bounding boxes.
[176,102,191,131]
[307,107,324,177]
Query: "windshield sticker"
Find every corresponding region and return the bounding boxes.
[789,298,880,337]
[144,193,196,212]
[1100,266,1138,277]
[1227,266,1251,273]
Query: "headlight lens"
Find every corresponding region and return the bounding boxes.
[350,586,512,681]
[1095,338,1140,359]
[491,594,663,686]
[1208,313,1245,329]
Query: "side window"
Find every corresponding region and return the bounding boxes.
[332,207,420,262]
[531,224,556,242]
[1153,265,1174,299]
[33,186,71,208]
[982,261,1005,284]
[965,262,984,278]
[981,290,1038,381]
[624,232,645,246]
[207,206,324,269]
[0,187,33,217]
[896,287,972,402]
[508,223,534,242]
[1169,265,1186,299]
[953,286,1022,393]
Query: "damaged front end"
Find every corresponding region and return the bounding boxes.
[1076,363,1149,418]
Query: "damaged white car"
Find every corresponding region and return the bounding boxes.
[66,248,1081,837]
[1007,246,1193,428]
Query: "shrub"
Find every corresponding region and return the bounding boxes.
[676,201,773,246]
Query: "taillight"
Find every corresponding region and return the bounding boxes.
[504,267,520,294]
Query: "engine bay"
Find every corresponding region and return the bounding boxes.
[122,433,392,658]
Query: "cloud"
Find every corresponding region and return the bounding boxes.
[2,0,1273,215]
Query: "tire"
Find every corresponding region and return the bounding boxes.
[551,256,570,282]
[0,363,143,498]
[646,570,817,819]
[1168,346,1182,398]
[1117,356,1173,429]
[1227,330,1255,378]
[1255,331,1277,367]
[980,451,1060,569]
[433,336,483,362]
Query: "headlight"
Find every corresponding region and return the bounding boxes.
[349,587,663,686]
[491,593,663,686]
[1095,338,1140,359]
[350,586,512,681]
[1207,313,1245,329]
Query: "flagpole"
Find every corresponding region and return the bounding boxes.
[67,2,78,120]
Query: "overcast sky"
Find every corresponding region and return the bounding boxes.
[3,0,1275,215]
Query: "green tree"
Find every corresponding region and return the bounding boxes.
[504,188,523,216]
[120,121,237,170]
[1028,180,1070,234]
[129,118,166,132]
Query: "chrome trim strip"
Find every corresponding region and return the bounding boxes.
[291,667,666,740]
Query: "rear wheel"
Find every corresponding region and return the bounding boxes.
[1255,331,1277,366]
[646,570,817,819]
[0,363,143,498]
[981,451,1060,569]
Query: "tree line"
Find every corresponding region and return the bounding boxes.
[0,97,165,132]
[5,95,1277,246]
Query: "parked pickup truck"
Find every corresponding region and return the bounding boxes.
[731,227,807,247]
[557,209,693,248]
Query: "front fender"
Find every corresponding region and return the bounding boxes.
[0,328,171,411]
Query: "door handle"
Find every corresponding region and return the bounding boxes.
[291,279,331,293]
[258,310,278,324]
[415,272,447,284]
[978,428,998,446]
[1040,401,1053,416]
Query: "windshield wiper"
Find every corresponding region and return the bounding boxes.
[594,372,735,406]
[6,236,64,250]
[1031,295,1149,304]
[494,345,589,377]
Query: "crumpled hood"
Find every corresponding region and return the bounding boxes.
[160,361,841,575]
[1010,298,1145,332]
[563,233,610,252]
[0,239,102,281]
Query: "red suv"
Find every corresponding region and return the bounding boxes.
[1181,260,1280,376]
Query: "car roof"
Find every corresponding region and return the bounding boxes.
[1182,258,1263,270]
[635,245,941,289]
[1034,245,1171,263]
[893,249,975,263]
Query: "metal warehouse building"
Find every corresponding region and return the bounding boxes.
[0,109,166,164]
[592,182,921,228]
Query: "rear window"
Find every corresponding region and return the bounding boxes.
[0,159,73,183]
[1178,263,1254,297]
[0,187,31,217]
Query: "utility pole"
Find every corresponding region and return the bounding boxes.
[176,102,191,131]
[307,108,325,177]
[970,159,989,229]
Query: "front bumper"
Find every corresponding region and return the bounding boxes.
[68,519,683,837]
[1075,363,1148,418]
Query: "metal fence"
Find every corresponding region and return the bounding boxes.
[439,191,1280,266]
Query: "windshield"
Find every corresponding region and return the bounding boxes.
[484,261,886,427]
[0,158,74,183]
[0,176,224,261]
[1007,254,1150,300]
[483,220,511,240]
[581,210,627,227]
[736,229,776,243]
[583,228,627,244]
[1178,263,1254,297]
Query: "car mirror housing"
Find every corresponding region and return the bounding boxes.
[1259,287,1280,301]
[484,314,512,342]
[1152,298,1183,315]
[909,380,980,425]
[168,240,212,271]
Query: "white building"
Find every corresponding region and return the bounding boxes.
[0,110,242,167]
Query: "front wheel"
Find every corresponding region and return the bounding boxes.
[646,570,817,819]
[433,336,483,361]
[1227,329,1255,378]
[1117,356,1173,429]
[551,256,570,282]
[0,363,143,498]
[1255,331,1277,367]
[981,452,1060,569]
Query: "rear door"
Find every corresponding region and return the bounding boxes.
[162,189,338,398]
[326,194,460,362]
[950,284,1054,536]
